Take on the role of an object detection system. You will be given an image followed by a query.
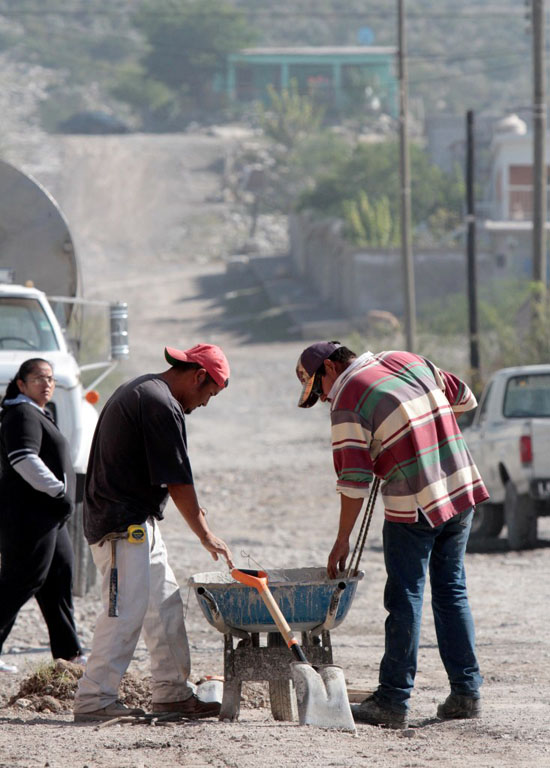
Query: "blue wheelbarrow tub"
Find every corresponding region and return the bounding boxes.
[188,567,364,633]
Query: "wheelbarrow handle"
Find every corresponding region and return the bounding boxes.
[231,568,308,663]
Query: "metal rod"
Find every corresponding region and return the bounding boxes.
[398,0,416,352]
[466,110,481,388]
[83,362,118,393]
[532,0,547,286]
[346,477,380,578]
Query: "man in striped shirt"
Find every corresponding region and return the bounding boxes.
[296,341,487,729]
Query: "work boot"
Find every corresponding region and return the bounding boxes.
[74,700,146,723]
[152,693,221,719]
[352,694,408,730]
[437,693,481,720]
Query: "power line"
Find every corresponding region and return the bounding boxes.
[0,6,526,19]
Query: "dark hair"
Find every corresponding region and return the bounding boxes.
[1,358,52,405]
[171,360,215,388]
[317,342,357,376]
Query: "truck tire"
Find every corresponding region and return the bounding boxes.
[469,503,504,539]
[267,633,298,722]
[68,502,97,597]
[504,480,538,550]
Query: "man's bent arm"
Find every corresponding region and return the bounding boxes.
[167,483,234,568]
[327,494,364,579]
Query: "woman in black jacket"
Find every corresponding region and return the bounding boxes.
[0,358,84,673]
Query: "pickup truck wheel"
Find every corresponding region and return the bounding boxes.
[469,503,504,539]
[504,481,538,550]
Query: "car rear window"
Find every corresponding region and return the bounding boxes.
[503,373,550,418]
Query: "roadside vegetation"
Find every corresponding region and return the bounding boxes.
[243,82,550,379]
[236,80,463,246]
[296,139,464,247]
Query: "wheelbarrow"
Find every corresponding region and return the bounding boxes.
[188,566,363,722]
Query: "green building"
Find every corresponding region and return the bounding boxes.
[226,46,398,115]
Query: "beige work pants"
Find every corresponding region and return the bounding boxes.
[74,518,193,713]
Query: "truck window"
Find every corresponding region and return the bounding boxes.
[503,373,550,418]
[0,297,60,351]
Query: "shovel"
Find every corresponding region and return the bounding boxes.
[231,568,356,733]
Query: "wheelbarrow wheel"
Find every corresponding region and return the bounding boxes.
[267,633,298,722]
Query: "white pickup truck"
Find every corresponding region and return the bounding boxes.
[462,364,550,549]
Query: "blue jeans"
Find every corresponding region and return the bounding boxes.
[376,508,483,713]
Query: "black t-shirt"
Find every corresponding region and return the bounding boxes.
[0,402,75,526]
[84,374,193,544]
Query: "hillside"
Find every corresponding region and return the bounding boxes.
[0,0,533,131]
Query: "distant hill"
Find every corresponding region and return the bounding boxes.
[0,0,533,130]
[232,0,531,120]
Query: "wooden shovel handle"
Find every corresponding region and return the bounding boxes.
[231,568,307,662]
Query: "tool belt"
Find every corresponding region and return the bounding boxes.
[98,524,146,547]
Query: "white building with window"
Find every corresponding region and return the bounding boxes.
[484,114,550,278]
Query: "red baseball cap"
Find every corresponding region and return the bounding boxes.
[164,344,230,388]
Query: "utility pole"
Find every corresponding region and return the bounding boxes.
[532,0,547,285]
[397,0,416,352]
[466,110,481,390]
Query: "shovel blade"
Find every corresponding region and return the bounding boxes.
[291,662,356,733]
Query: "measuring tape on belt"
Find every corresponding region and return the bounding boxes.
[127,524,146,544]
[98,524,147,547]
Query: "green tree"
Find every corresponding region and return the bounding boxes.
[233,81,346,214]
[297,141,464,243]
[133,0,257,113]
[256,80,324,149]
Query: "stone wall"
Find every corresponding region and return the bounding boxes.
[289,212,501,318]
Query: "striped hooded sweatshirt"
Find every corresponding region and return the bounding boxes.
[329,350,489,526]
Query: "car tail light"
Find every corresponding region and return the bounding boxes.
[519,435,532,464]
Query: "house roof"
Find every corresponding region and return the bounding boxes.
[238,46,396,56]
[230,46,397,64]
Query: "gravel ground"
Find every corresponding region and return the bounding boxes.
[0,133,549,768]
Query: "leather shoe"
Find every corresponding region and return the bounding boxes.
[152,693,221,719]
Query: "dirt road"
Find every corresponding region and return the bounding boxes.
[0,134,549,768]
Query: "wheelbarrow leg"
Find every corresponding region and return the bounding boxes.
[219,633,242,721]
[220,678,242,721]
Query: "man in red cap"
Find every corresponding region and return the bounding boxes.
[74,344,233,722]
[296,341,487,729]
